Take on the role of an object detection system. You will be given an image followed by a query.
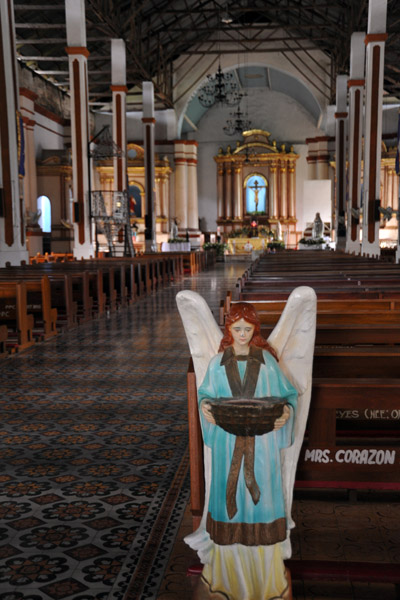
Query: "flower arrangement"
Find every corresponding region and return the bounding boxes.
[299,237,325,245]
[267,241,285,250]
[203,242,228,256]
[168,237,187,243]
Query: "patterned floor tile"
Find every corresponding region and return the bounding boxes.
[0,263,248,599]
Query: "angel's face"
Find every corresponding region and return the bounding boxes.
[230,318,255,353]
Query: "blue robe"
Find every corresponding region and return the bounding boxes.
[198,345,298,546]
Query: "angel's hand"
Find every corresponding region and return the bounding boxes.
[273,405,291,431]
[201,401,216,425]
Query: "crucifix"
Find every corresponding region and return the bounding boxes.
[249,179,265,212]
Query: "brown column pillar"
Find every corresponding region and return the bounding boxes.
[362,0,388,257]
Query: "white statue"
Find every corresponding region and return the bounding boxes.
[176,288,316,600]
[311,212,324,239]
[170,218,179,240]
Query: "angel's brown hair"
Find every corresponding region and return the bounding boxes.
[218,302,278,360]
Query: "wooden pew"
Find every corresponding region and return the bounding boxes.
[0,281,34,352]
[185,360,400,530]
[0,274,57,340]
[25,276,57,340]
[221,297,400,328]
[0,324,8,358]
[1,268,78,331]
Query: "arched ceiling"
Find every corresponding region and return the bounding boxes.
[13,0,400,110]
[181,65,321,134]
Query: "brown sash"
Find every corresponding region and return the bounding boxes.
[226,435,260,519]
[220,346,265,519]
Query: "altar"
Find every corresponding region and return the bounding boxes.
[227,237,268,254]
[214,130,299,248]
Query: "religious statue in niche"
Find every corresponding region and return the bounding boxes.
[176,288,316,600]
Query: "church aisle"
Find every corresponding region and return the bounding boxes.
[0,262,249,600]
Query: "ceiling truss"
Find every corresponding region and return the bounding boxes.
[13,0,400,110]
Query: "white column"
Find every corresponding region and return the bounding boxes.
[306,138,317,179]
[186,141,200,247]
[142,81,157,252]
[0,0,28,266]
[20,89,43,256]
[346,32,365,255]
[335,75,348,250]
[66,0,92,259]
[174,140,188,230]
[362,0,388,258]
[111,39,127,193]
[316,138,331,179]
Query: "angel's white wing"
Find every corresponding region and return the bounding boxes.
[176,290,222,386]
[267,285,317,558]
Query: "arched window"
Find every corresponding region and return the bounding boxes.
[245,175,268,214]
[37,195,51,232]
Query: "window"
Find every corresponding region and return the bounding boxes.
[37,195,51,232]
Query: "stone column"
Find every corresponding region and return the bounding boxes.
[66,0,92,259]
[20,88,43,256]
[288,160,296,218]
[142,81,157,252]
[279,162,287,218]
[0,0,28,266]
[386,169,393,209]
[334,75,348,250]
[270,163,278,219]
[224,166,232,219]
[157,175,165,217]
[111,39,127,193]
[164,174,170,223]
[362,0,388,258]
[217,166,224,218]
[394,175,399,211]
[233,166,242,220]
[316,137,331,179]
[174,140,188,231]
[346,32,365,254]
[306,138,317,179]
[186,141,200,247]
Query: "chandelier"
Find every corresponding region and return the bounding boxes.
[223,105,251,136]
[198,64,243,108]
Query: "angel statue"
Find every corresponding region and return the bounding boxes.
[176,287,316,600]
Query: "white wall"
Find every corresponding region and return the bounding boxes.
[300,180,332,234]
[193,88,323,232]
[34,113,66,158]
[94,109,177,142]
[173,40,331,130]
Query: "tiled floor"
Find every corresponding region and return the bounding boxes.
[1,261,399,600]
[0,262,250,600]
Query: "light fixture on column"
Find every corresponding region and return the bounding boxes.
[223,104,251,136]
